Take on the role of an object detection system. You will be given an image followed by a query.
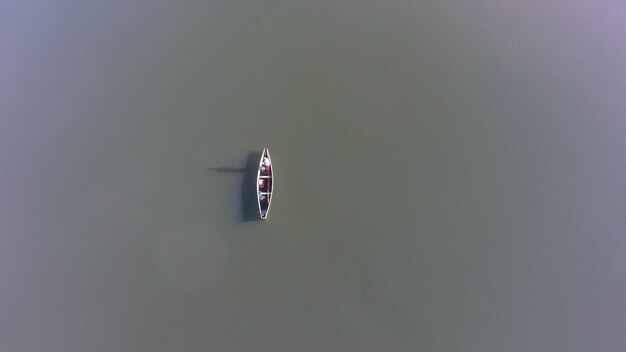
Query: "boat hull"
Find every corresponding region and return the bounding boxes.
[256,148,273,219]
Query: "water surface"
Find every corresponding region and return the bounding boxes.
[1,1,625,351]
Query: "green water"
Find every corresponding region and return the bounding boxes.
[2,1,625,351]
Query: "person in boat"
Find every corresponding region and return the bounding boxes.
[258,191,265,201]
[263,157,271,169]
[261,157,271,174]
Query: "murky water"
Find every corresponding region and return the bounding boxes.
[2,1,626,351]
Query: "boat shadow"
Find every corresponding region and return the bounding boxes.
[206,151,261,222]
[207,166,246,173]
[241,151,261,221]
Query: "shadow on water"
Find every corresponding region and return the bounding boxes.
[207,166,246,173]
[241,151,261,222]
[207,151,261,222]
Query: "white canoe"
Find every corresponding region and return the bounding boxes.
[256,147,273,220]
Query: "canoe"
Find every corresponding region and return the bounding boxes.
[256,147,273,220]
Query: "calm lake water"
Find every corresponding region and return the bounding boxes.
[2,1,626,351]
